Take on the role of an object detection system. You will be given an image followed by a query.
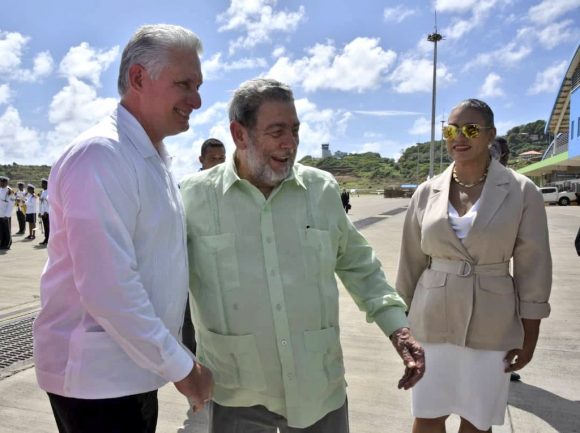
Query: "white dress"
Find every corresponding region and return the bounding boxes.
[411,199,511,431]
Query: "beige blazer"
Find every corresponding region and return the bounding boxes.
[396,159,552,351]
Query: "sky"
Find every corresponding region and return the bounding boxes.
[1,0,579,179]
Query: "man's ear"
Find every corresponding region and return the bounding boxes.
[230,121,249,150]
[128,64,147,92]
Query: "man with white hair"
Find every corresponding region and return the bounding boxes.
[33,24,213,433]
[181,78,424,433]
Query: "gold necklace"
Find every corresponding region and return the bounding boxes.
[452,165,488,188]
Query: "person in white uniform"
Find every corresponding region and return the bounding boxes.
[396,99,552,432]
[0,176,15,249]
[14,181,27,234]
[32,24,213,433]
[38,178,50,245]
[24,184,38,240]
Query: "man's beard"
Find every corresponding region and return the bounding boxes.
[245,141,296,188]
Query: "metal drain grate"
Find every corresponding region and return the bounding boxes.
[0,315,35,370]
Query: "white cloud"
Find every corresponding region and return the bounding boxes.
[409,117,432,135]
[390,57,454,93]
[383,6,417,23]
[439,0,510,40]
[336,111,352,136]
[0,31,28,75]
[0,31,54,82]
[217,0,306,54]
[46,78,117,157]
[190,101,229,126]
[536,19,580,49]
[416,37,434,55]
[32,51,53,76]
[355,139,403,159]
[363,132,383,139]
[58,42,119,87]
[528,0,580,25]
[464,41,532,70]
[268,37,397,93]
[479,73,505,98]
[16,51,54,82]
[272,46,286,58]
[293,97,342,159]
[0,106,42,161]
[528,60,568,95]
[202,52,267,79]
[435,0,479,13]
[0,84,10,105]
[353,110,423,117]
[360,142,382,153]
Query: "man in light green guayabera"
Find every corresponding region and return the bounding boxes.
[180,78,425,433]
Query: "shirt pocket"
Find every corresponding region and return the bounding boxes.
[302,326,345,396]
[191,233,241,294]
[408,269,448,337]
[196,328,266,392]
[470,275,518,339]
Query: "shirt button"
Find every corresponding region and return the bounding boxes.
[275,304,282,311]
[266,236,272,243]
[281,339,287,346]
[270,269,276,276]
[287,373,294,380]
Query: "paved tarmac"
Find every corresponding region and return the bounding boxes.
[0,196,579,432]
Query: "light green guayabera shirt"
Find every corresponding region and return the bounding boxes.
[180,160,408,428]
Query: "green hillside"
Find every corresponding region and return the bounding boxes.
[300,119,548,188]
[1,120,548,191]
[0,163,51,188]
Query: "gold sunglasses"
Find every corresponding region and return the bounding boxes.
[442,123,493,140]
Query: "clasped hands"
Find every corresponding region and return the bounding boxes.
[174,360,214,413]
[389,327,425,390]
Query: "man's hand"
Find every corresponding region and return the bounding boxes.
[174,361,214,413]
[389,327,425,390]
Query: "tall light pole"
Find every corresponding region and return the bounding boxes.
[428,23,443,179]
[440,118,445,173]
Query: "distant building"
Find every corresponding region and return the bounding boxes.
[518,150,543,161]
[321,143,332,159]
[518,44,580,186]
[334,150,349,159]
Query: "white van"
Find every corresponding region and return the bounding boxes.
[539,187,577,206]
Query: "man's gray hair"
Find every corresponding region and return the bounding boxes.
[118,24,203,96]
[453,98,495,127]
[229,78,294,130]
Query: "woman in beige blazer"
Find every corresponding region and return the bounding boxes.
[396,99,551,433]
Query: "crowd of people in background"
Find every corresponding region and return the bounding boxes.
[0,176,50,250]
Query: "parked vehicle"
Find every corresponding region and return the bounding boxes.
[539,187,577,206]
